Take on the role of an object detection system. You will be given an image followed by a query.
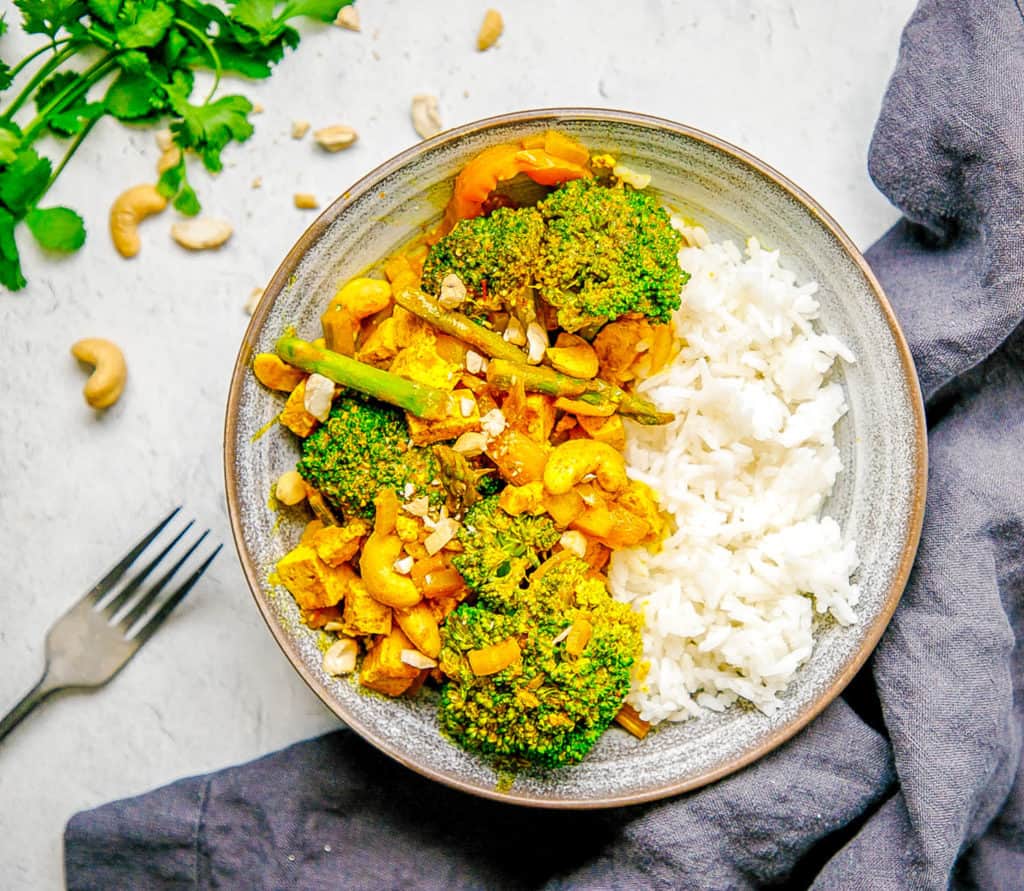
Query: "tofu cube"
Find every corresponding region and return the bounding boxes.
[360,626,420,696]
[341,577,392,636]
[310,520,369,567]
[406,389,481,446]
[279,380,319,437]
[276,544,340,610]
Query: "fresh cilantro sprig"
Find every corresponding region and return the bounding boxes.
[0,0,351,291]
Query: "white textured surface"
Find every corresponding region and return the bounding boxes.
[0,1,913,886]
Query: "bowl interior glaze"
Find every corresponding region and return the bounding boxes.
[224,109,926,807]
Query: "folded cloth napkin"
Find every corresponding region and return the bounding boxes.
[65,1,1024,887]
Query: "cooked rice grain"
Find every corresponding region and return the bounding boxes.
[610,225,859,724]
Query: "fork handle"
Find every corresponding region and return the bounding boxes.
[0,673,59,743]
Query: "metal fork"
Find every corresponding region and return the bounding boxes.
[0,508,221,742]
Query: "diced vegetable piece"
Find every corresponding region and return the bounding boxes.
[468,637,522,676]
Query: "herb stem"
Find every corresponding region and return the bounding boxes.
[173,19,222,102]
[1,41,79,122]
[7,37,75,81]
[46,115,100,191]
[23,54,117,143]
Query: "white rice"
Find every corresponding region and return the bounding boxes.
[609,224,859,724]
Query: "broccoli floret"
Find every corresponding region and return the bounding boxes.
[421,206,544,317]
[535,178,686,332]
[452,496,559,606]
[297,394,441,519]
[438,556,643,768]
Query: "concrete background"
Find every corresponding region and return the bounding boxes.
[0,1,915,886]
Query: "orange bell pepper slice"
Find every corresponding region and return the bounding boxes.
[442,139,591,229]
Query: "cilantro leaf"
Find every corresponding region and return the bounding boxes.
[87,0,121,25]
[156,155,184,199]
[173,183,200,216]
[0,208,26,291]
[26,206,86,252]
[169,92,253,171]
[0,13,7,36]
[15,0,86,37]
[35,70,79,112]
[157,154,202,216]
[116,49,149,73]
[105,70,162,119]
[48,101,104,136]
[0,148,52,215]
[179,41,278,79]
[33,70,107,135]
[282,0,350,22]
[228,0,347,44]
[115,1,174,49]
[164,27,188,65]
[228,0,277,39]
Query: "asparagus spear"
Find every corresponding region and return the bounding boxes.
[275,336,453,420]
[393,288,529,363]
[486,359,674,426]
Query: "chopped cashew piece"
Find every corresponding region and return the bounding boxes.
[155,129,173,152]
[400,649,437,670]
[411,94,442,139]
[393,555,414,575]
[559,530,587,557]
[437,273,467,309]
[503,317,526,345]
[476,9,503,51]
[170,217,233,250]
[323,637,358,675]
[314,125,358,152]
[275,470,307,505]
[480,408,507,438]
[303,373,335,421]
[291,120,311,139]
[251,177,263,189]
[71,338,127,409]
[244,287,264,315]
[613,163,651,190]
[402,496,430,517]
[424,517,459,555]
[475,8,503,51]
[252,102,264,114]
[335,5,360,30]
[294,192,319,209]
[452,431,487,456]
[459,397,475,418]
[465,350,485,374]
[109,184,167,258]
[525,321,547,364]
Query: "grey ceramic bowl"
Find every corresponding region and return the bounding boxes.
[224,109,926,808]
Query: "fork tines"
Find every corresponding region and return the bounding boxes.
[90,508,221,639]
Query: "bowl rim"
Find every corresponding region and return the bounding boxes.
[223,107,928,809]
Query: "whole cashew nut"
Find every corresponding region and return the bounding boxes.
[330,277,393,318]
[71,338,127,409]
[322,278,393,354]
[359,530,421,608]
[109,184,167,258]
[543,439,628,495]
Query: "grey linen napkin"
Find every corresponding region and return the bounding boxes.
[64,1,1024,887]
